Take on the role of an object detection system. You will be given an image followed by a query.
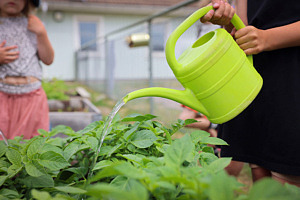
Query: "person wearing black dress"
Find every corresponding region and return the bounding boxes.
[201,0,300,186]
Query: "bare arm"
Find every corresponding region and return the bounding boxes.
[234,0,300,54]
[235,0,248,25]
[27,15,54,65]
[235,21,300,55]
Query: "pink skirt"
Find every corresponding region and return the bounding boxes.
[0,87,49,140]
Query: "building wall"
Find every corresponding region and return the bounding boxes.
[38,9,215,81]
[39,11,76,80]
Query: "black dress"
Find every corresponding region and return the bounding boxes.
[219,0,300,175]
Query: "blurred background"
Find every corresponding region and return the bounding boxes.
[37,0,220,124]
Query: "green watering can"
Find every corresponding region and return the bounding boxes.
[123,6,263,124]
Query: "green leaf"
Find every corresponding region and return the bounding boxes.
[152,181,176,191]
[90,162,146,183]
[0,176,7,187]
[86,136,99,152]
[6,148,21,166]
[90,164,121,183]
[169,119,186,134]
[202,146,214,154]
[107,143,122,157]
[110,176,148,199]
[77,121,102,134]
[37,129,48,136]
[41,143,64,156]
[156,165,179,178]
[7,164,22,178]
[0,160,10,170]
[63,140,81,161]
[122,113,156,122]
[21,137,39,155]
[56,170,77,183]
[98,146,114,156]
[156,144,170,154]
[199,152,218,167]
[200,137,228,146]
[165,134,194,166]
[0,188,20,199]
[39,151,70,171]
[248,178,298,200]
[111,176,131,188]
[22,175,54,188]
[184,119,198,125]
[119,154,144,164]
[31,189,52,200]
[53,194,76,200]
[77,144,90,152]
[54,186,86,194]
[49,125,76,137]
[205,158,232,173]
[284,183,300,196]
[86,182,147,200]
[27,137,46,159]
[113,162,146,179]
[124,123,139,140]
[46,137,64,148]
[25,161,46,177]
[93,160,113,171]
[0,142,7,157]
[190,130,210,144]
[209,171,240,200]
[131,130,157,148]
[65,167,88,177]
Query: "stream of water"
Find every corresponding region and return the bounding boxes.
[89,98,126,176]
[98,99,125,153]
[0,129,9,146]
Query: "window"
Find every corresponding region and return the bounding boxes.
[151,23,166,52]
[79,21,98,51]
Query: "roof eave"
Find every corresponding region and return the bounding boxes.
[41,2,198,16]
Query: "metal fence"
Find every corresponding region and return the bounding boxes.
[75,0,219,124]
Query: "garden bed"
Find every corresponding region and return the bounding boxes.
[1,114,299,200]
[48,97,102,132]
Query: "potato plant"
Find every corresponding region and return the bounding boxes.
[0,114,299,200]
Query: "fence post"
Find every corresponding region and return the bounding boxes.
[148,20,154,114]
[105,36,115,99]
[75,50,79,81]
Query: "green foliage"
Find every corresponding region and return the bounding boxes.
[42,78,72,100]
[0,114,299,200]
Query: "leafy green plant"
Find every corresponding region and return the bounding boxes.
[42,78,73,100]
[0,114,299,200]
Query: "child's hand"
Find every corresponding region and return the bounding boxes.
[235,26,267,55]
[200,0,235,26]
[27,15,46,36]
[0,41,19,64]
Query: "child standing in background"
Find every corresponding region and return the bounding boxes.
[0,0,54,139]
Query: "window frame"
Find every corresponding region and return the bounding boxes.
[73,15,105,57]
[150,19,170,57]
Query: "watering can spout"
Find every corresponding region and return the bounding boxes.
[123,87,209,117]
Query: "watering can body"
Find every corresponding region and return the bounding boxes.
[123,6,263,124]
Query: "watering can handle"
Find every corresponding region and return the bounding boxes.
[165,5,251,73]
